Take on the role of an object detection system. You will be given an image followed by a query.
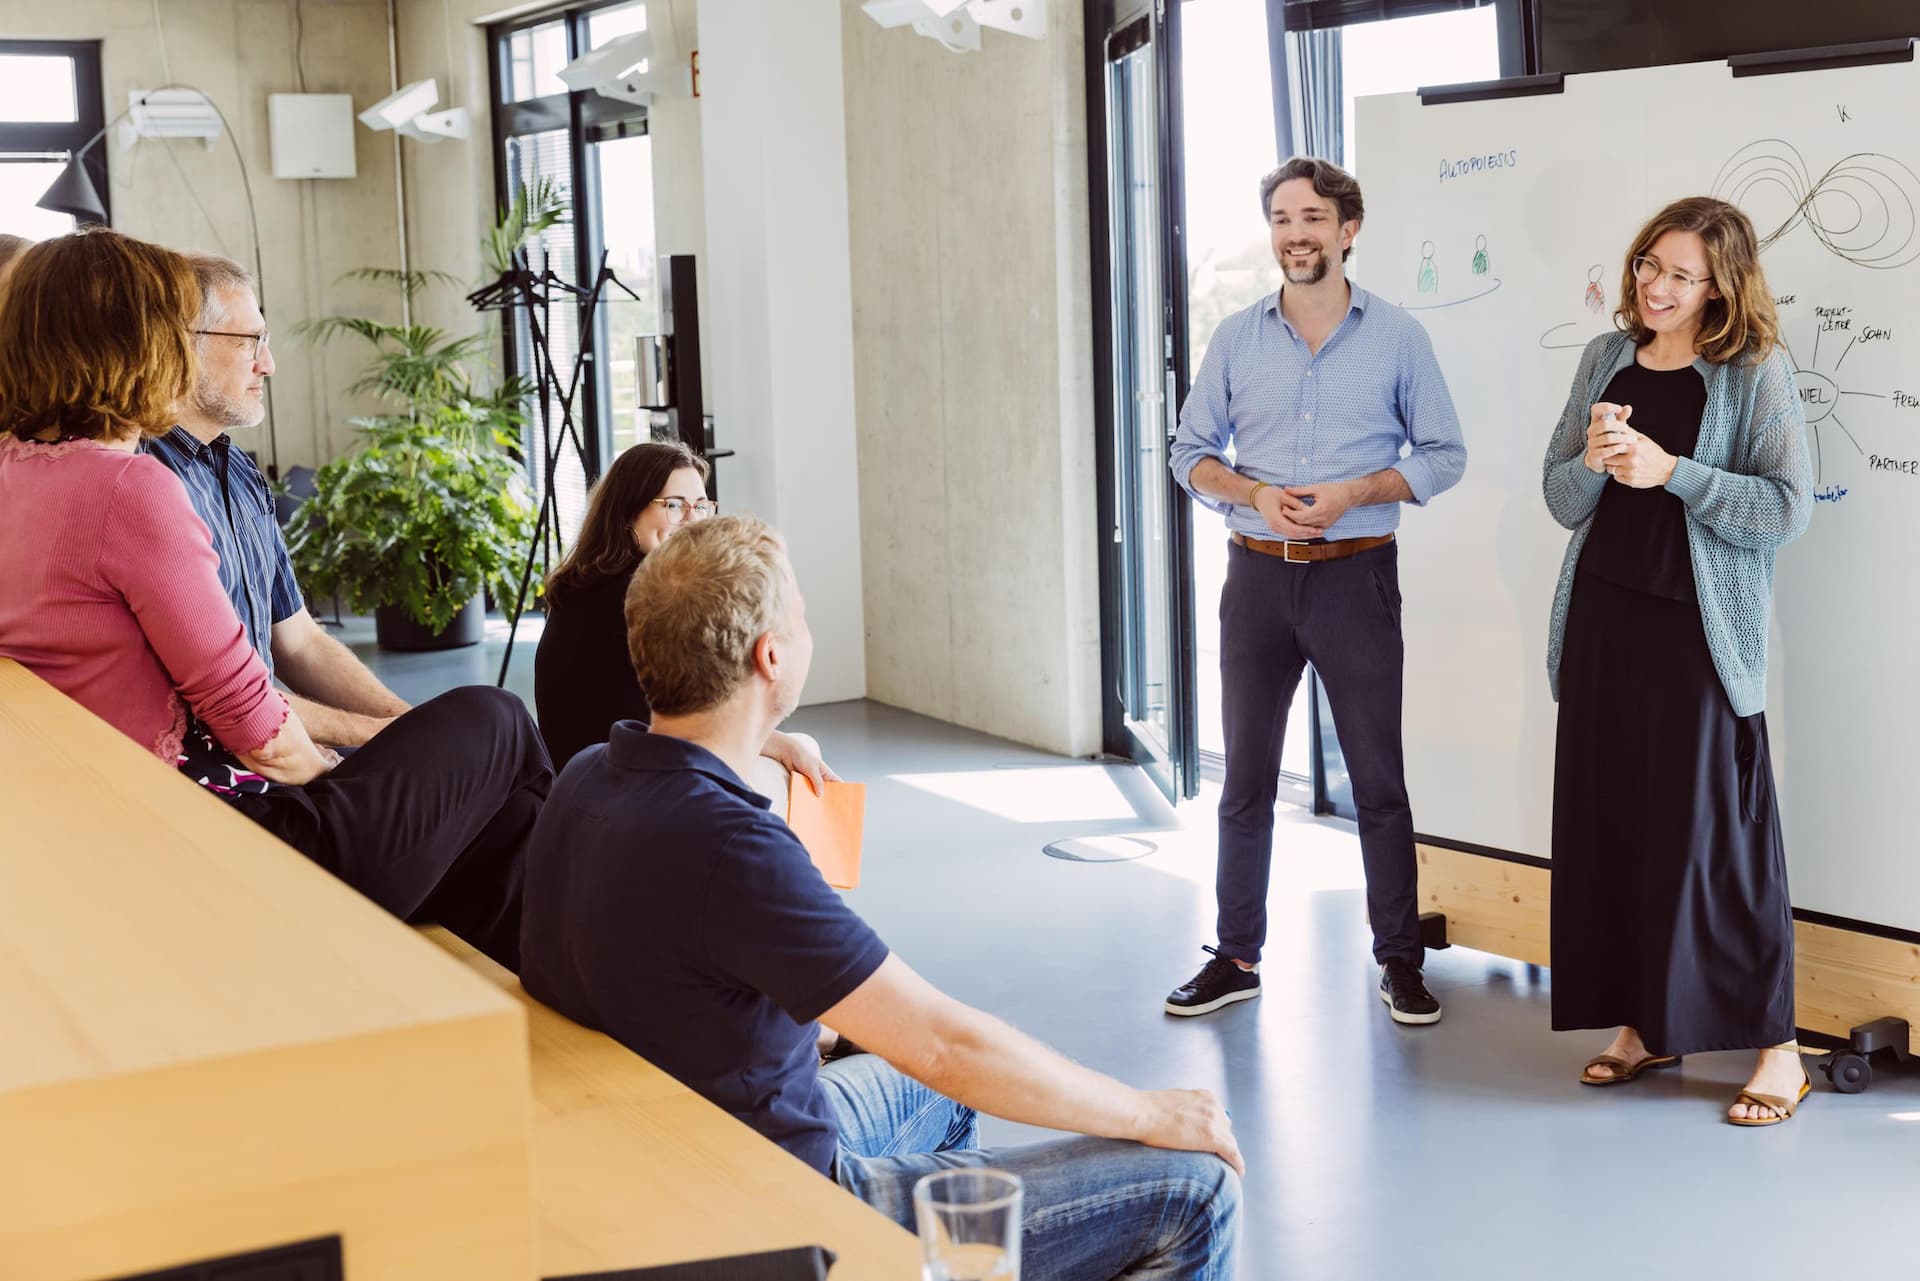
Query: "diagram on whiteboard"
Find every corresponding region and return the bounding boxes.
[1401,235,1501,311]
[1776,301,1897,488]
[1538,265,1611,349]
[1714,139,1920,271]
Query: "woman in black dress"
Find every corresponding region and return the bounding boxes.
[534,441,832,788]
[1541,198,1813,1125]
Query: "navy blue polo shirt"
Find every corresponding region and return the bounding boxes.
[143,427,303,674]
[520,723,890,1175]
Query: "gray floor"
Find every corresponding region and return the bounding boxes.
[353,618,1920,1281]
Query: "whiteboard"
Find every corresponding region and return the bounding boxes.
[1353,55,1920,931]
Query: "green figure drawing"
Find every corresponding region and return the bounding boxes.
[1472,234,1490,276]
[1418,240,1438,294]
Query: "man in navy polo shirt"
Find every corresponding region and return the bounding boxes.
[521,516,1242,1280]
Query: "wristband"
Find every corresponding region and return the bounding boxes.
[1248,481,1268,506]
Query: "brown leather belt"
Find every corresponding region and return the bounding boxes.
[1231,531,1394,563]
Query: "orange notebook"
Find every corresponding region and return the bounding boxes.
[786,777,866,890]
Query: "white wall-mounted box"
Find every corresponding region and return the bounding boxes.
[268,93,357,179]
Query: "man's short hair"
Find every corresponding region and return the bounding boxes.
[1259,157,1365,258]
[625,514,793,716]
[182,251,255,330]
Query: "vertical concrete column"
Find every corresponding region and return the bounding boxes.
[698,0,866,704]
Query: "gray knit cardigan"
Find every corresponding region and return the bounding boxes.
[1542,330,1813,717]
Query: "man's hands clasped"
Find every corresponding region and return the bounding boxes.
[1250,478,1361,540]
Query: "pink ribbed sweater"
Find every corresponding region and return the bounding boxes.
[0,435,289,762]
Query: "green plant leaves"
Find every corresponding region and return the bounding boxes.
[288,410,537,633]
[485,176,570,277]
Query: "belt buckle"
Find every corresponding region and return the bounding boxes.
[1282,541,1311,563]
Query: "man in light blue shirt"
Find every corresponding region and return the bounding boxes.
[1164,157,1466,1026]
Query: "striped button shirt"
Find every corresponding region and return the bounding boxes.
[143,427,304,677]
[1170,283,1467,541]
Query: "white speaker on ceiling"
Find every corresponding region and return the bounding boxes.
[268,94,357,179]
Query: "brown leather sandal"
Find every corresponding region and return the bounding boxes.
[1579,1053,1681,1086]
[1727,1067,1812,1126]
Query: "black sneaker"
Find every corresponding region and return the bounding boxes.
[1164,946,1261,1017]
[1379,958,1442,1025]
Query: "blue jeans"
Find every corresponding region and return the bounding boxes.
[819,1055,1240,1281]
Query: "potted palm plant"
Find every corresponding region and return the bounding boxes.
[288,184,565,650]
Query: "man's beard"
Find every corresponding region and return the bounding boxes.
[1281,248,1331,285]
[190,379,264,429]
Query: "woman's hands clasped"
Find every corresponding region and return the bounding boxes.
[1584,402,1677,490]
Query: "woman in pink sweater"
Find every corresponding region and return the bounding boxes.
[0,230,332,787]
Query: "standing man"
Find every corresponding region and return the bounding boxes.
[1165,157,1466,1025]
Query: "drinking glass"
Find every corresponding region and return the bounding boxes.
[912,1168,1022,1281]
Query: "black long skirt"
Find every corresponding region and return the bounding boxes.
[1550,570,1795,1056]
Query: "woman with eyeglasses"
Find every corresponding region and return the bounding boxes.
[535,441,834,793]
[1542,197,1813,1126]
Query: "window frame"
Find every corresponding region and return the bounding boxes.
[486,0,654,488]
[0,39,110,227]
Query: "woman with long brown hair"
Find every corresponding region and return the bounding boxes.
[535,442,832,789]
[1542,197,1813,1125]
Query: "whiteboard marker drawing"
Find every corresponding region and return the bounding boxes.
[1776,306,1896,485]
[1584,264,1606,314]
[1712,138,1920,270]
[1401,240,1500,312]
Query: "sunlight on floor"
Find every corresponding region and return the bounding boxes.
[890,766,1145,823]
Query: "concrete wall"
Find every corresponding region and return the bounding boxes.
[378,0,1105,746]
[841,0,1103,756]
[4,0,404,470]
[697,0,866,707]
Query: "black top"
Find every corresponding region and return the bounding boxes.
[1579,358,1707,602]
[534,567,650,770]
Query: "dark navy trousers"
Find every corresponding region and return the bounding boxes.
[1214,537,1422,967]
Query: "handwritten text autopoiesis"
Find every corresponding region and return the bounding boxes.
[1439,150,1520,184]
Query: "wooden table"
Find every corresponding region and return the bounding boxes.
[0,659,536,1281]
[423,929,922,1280]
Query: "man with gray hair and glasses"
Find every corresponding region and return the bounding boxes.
[521,514,1242,1280]
[1164,156,1467,1027]
[144,251,552,971]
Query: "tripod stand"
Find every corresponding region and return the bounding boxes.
[468,247,640,688]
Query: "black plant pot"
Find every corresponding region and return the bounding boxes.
[374,595,484,652]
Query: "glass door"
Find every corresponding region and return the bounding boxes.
[1104,8,1198,801]
[1178,0,1314,806]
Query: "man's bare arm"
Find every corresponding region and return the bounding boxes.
[270,609,409,746]
[820,955,1244,1173]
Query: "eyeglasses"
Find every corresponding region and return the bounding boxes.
[652,496,717,522]
[194,329,272,360]
[1630,257,1709,295]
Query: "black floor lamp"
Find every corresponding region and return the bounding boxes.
[35,85,279,479]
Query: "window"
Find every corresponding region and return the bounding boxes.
[0,40,107,239]
[489,1,659,540]
[1338,7,1500,173]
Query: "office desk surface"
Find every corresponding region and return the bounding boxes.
[0,659,518,1092]
[424,929,921,1280]
[0,659,536,1281]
